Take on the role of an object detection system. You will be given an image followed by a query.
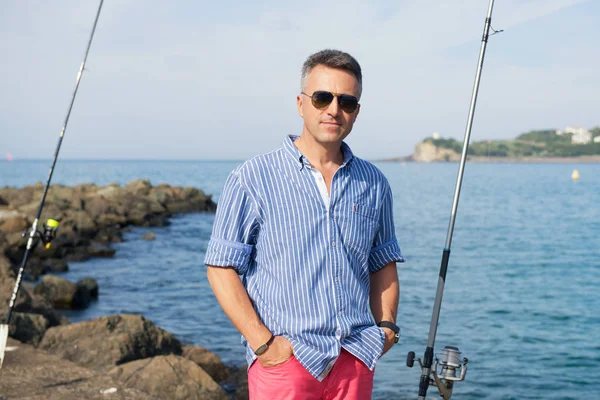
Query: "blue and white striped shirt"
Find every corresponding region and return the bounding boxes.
[204,135,405,380]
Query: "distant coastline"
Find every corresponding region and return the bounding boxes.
[381,155,600,163]
[383,127,600,163]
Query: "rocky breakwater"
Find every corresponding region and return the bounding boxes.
[0,180,251,399]
[0,179,216,271]
[0,179,216,332]
[1,315,247,399]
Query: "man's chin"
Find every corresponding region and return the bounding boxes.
[317,130,346,142]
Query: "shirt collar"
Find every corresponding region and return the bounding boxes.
[283,135,354,171]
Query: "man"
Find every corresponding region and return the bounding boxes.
[205,49,404,400]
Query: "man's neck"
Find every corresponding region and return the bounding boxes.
[294,133,344,171]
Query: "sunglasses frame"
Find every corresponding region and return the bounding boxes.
[301,91,359,113]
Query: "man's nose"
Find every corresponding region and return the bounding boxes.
[325,95,340,116]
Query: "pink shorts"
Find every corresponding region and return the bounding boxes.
[248,348,375,400]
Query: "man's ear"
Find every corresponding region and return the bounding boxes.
[297,95,304,118]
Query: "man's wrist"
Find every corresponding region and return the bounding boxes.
[246,324,272,350]
[377,321,400,343]
[253,333,275,356]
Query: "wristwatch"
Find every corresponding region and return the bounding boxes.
[377,321,400,343]
[254,334,275,356]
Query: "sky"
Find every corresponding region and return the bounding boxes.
[0,0,597,160]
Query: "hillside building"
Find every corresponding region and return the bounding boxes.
[556,126,593,145]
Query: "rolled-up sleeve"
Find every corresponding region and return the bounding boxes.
[204,171,260,275]
[369,182,405,272]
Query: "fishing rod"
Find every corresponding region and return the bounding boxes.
[406,0,502,398]
[0,0,105,369]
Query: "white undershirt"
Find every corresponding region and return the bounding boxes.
[309,167,330,208]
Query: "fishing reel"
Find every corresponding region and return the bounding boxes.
[22,218,60,249]
[407,346,468,399]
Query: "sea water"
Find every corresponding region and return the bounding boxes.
[2,160,599,399]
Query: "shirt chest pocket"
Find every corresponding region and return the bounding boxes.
[336,203,379,255]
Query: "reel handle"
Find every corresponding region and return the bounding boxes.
[407,351,416,367]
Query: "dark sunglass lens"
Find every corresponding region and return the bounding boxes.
[338,95,358,113]
[311,91,334,109]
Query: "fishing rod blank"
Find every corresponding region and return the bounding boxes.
[0,0,105,369]
[406,0,500,398]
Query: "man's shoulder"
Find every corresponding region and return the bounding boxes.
[231,147,286,180]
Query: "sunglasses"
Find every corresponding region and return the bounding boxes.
[301,90,359,113]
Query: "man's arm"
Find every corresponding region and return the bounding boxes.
[207,266,293,366]
[370,261,399,355]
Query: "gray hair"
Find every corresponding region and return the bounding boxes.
[300,49,362,98]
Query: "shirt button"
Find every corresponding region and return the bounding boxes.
[332,241,336,247]
[339,310,343,315]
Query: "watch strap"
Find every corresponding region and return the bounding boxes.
[377,321,400,343]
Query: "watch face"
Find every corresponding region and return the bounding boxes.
[255,344,268,355]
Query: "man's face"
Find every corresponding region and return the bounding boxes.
[297,65,361,146]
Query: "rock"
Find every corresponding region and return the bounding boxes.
[108,355,229,400]
[0,256,32,312]
[0,337,156,399]
[64,248,91,262]
[142,232,156,241]
[127,208,169,227]
[0,213,28,233]
[222,364,249,400]
[34,275,90,309]
[65,210,98,235]
[148,199,167,214]
[0,186,39,208]
[17,202,64,226]
[182,345,228,383]
[182,187,204,199]
[39,314,182,371]
[148,189,170,205]
[96,184,124,200]
[44,257,69,273]
[84,196,127,226]
[2,231,25,255]
[1,257,68,330]
[1,311,49,346]
[87,243,116,257]
[22,258,47,281]
[77,277,99,299]
[50,222,86,249]
[125,180,152,196]
[74,183,98,193]
[47,185,82,211]
[95,226,124,244]
[166,200,209,213]
[95,211,127,227]
[125,198,153,226]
